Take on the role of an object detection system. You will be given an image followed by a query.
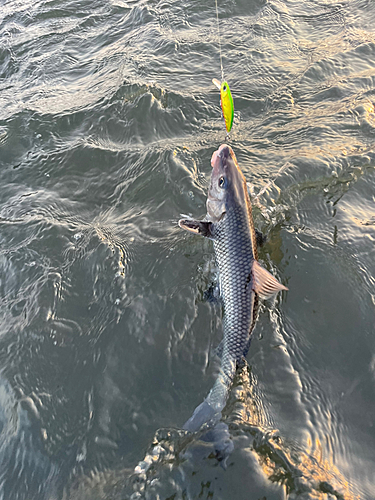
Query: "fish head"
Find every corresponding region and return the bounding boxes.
[207,144,247,221]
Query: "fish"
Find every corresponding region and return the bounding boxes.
[179,144,288,435]
[212,79,234,133]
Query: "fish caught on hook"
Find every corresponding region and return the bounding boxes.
[213,78,234,133]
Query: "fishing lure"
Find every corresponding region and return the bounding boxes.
[213,78,234,133]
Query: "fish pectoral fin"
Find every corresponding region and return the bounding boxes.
[178,219,213,238]
[204,282,221,305]
[252,260,288,299]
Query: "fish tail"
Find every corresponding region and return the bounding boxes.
[183,359,237,465]
[183,378,228,432]
[183,399,218,432]
[183,359,235,432]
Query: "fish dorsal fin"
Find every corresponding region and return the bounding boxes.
[178,219,213,238]
[252,260,288,299]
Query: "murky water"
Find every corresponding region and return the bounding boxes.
[0,0,375,498]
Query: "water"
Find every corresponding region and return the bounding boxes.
[0,0,374,498]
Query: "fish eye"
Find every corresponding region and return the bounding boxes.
[218,176,226,188]
[223,85,227,91]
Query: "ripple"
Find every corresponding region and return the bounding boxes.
[0,373,58,500]
[0,0,375,497]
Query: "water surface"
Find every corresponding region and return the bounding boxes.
[0,0,375,498]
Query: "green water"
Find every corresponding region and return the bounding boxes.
[0,0,374,498]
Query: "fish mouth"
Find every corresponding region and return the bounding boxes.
[211,144,231,169]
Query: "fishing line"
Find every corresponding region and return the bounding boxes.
[212,0,234,134]
[214,0,224,82]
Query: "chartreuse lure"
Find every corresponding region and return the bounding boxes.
[213,78,234,133]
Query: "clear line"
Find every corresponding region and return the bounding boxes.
[214,0,224,82]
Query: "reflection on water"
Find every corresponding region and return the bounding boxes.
[0,0,375,498]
